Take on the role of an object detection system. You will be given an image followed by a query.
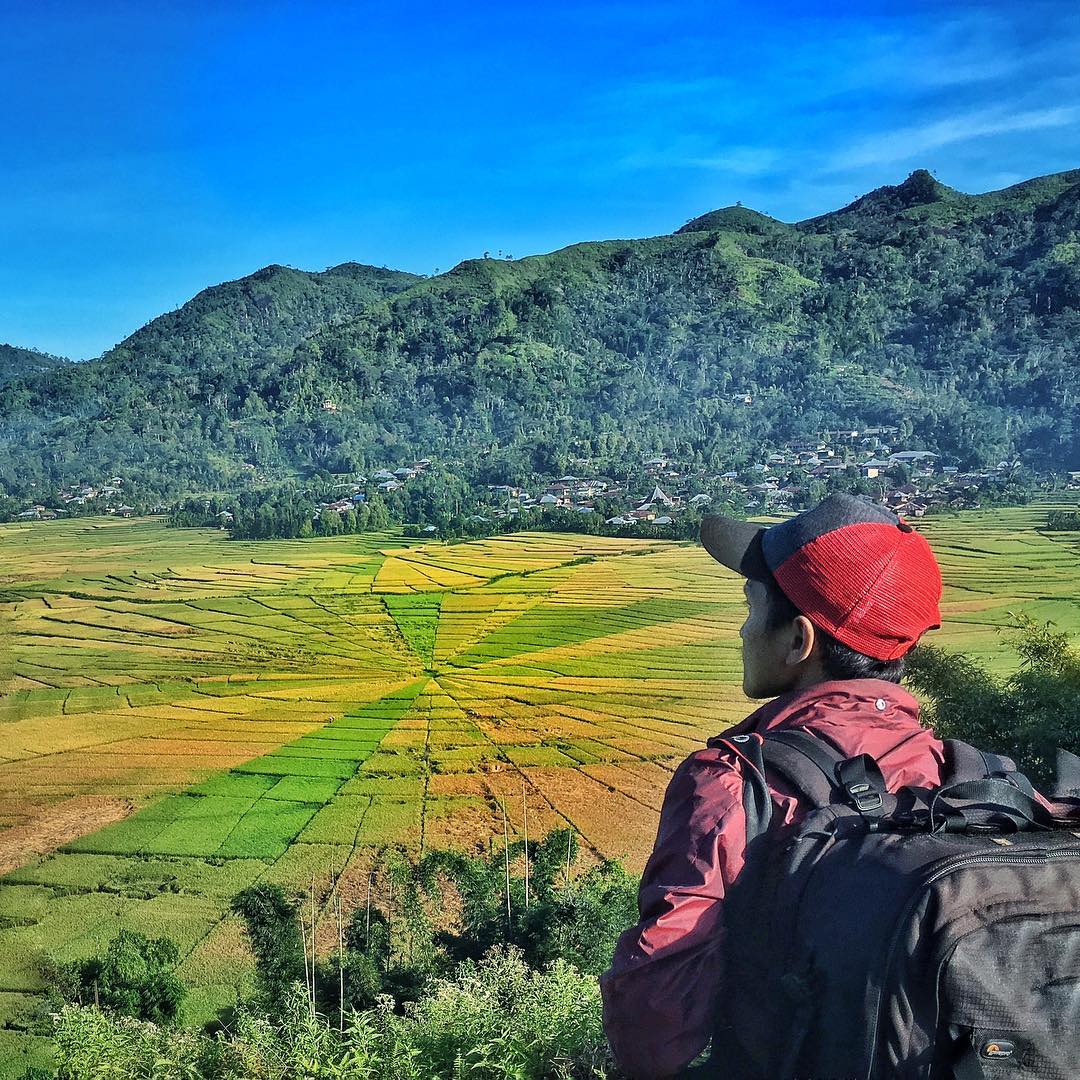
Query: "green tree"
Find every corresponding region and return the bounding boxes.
[231,884,306,1003]
[907,616,1080,785]
[48,930,185,1025]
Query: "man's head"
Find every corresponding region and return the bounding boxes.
[701,493,942,699]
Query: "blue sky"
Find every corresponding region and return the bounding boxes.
[3,0,1079,359]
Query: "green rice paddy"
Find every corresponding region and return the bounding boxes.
[0,500,1078,1074]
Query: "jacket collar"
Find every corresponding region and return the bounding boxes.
[707,679,921,747]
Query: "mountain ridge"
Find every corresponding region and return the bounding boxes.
[2,167,1078,503]
[0,344,70,389]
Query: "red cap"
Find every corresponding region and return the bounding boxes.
[700,493,942,661]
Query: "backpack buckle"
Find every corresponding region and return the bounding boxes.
[846,782,883,813]
[836,755,887,816]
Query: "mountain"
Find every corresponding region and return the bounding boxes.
[1,169,1079,502]
[802,167,1080,234]
[677,205,794,236]
[0,344,69,388]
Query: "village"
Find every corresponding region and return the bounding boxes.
[9,431,1078,530]
[480,426,1072,529]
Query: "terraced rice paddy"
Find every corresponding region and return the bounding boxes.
[0,503,1078,1073]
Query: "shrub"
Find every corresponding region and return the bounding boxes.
[47,930,185,1025]
[52,1004,228,1079]
[1046,510,1080,531]
[425,829,638,977]
[51,948,613,1079]
[388,945,610,1079]
[230,883,305,1003]
[907,616,1080,785]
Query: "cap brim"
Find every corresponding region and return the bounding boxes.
[700,516,770,580]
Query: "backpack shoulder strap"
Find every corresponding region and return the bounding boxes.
[715,734,773,845]
[763,729,845,798]
[765,730,891,822]
[1050,747,1080,799]
[718,730,846,844]
[944,739,1037,798]
[944,738,1005,782]
[718,728,895,844]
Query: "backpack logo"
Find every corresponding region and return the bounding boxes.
[980,1039,1015,1059]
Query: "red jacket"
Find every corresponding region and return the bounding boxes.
[599,679,950,1079]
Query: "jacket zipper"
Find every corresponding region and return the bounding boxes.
[865,846,1080,1079]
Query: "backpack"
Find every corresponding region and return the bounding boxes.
[708,730,1080,1080]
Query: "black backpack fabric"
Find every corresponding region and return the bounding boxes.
[708,730,1080,1080]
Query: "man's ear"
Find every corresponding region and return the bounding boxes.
[787,615,817,667]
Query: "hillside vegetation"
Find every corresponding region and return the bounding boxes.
[2,169,1080,499]
[0,346,69,389]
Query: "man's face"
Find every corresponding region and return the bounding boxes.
[739,579,800,699]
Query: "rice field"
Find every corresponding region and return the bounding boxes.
[0,501,1077,1074]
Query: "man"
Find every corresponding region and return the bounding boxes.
[600,493,946,1078]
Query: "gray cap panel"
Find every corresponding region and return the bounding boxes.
[761,494,900,570]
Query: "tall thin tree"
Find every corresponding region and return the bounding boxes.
[309,874,317,1017]
[522,779,530,909]
[501,798,511,932]
[337,892,344,1033]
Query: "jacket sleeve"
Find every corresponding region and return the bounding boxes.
[600,749,748,1079]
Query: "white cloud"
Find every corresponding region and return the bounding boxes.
[683,146,781,176]
[827,105,1080,172]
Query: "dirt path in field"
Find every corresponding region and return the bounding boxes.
[0,795,134,876]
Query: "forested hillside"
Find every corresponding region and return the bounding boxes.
[0,344,69,388]
[2,168,1079,501]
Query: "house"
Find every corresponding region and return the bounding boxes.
[539,494,560,507]
[606,515,634,526]
[859,459,891,479]
[644,485,675,507]
[689,494,711,506]
[811,463,847,478]
[322,400,338,412]
[373,469,394,481]
[378,480,402,492]
[653,515,674,525]
[889,451,937,465]
[393,467,416,480]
